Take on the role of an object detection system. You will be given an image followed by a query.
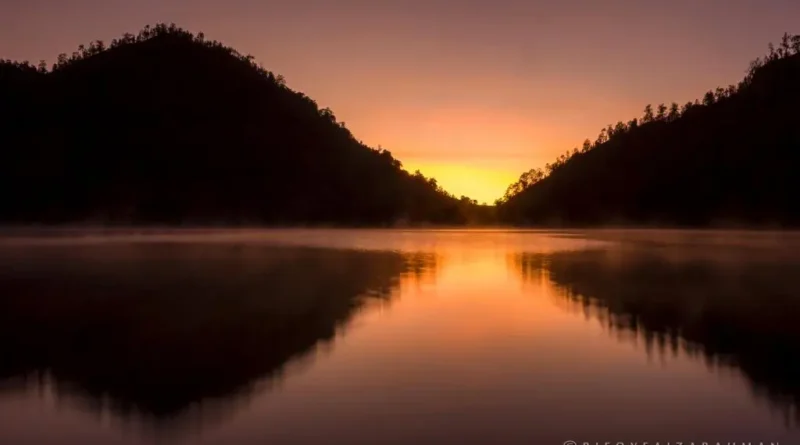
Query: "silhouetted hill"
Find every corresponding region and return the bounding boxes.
[0,24,466,225]
[498,34,800,227]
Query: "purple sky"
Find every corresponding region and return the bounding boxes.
[2,0,799,201]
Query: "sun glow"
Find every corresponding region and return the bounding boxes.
[402,161,519,204]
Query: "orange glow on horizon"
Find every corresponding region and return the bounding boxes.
[402,161,519,204]
[3,1,798,203]
[357,106,562,203]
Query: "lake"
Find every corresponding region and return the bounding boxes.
[0,228,798,445]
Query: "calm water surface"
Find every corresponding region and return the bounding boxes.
[0,229,799,445]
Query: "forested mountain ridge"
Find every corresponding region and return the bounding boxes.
[498,33,800,227]
[0,24,471,226]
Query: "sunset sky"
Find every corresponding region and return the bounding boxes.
[2,0,799,203]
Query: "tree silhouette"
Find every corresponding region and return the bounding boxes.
[642,104,654,123]
[499,168,546,203]
[498,33,800,227]
[656,103,667,121]
[667,102,680,122]
[0,24,476,226]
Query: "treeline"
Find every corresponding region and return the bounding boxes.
[0,24,482,226]
[498,33,800,227]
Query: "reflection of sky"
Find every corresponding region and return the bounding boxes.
[256,234,799,444]
[3,1,799,201]
[2,229,800,443]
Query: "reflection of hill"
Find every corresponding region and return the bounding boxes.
[512,246,800,425]
[0,243,435,433]
[402,251,442,287]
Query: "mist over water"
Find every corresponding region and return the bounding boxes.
[1,229,799,445]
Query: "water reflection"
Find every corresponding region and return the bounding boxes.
[0,243,438,437]
[513,243,800,425]
[4,230,800,444]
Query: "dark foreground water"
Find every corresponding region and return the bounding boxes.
[0,229,798,445]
